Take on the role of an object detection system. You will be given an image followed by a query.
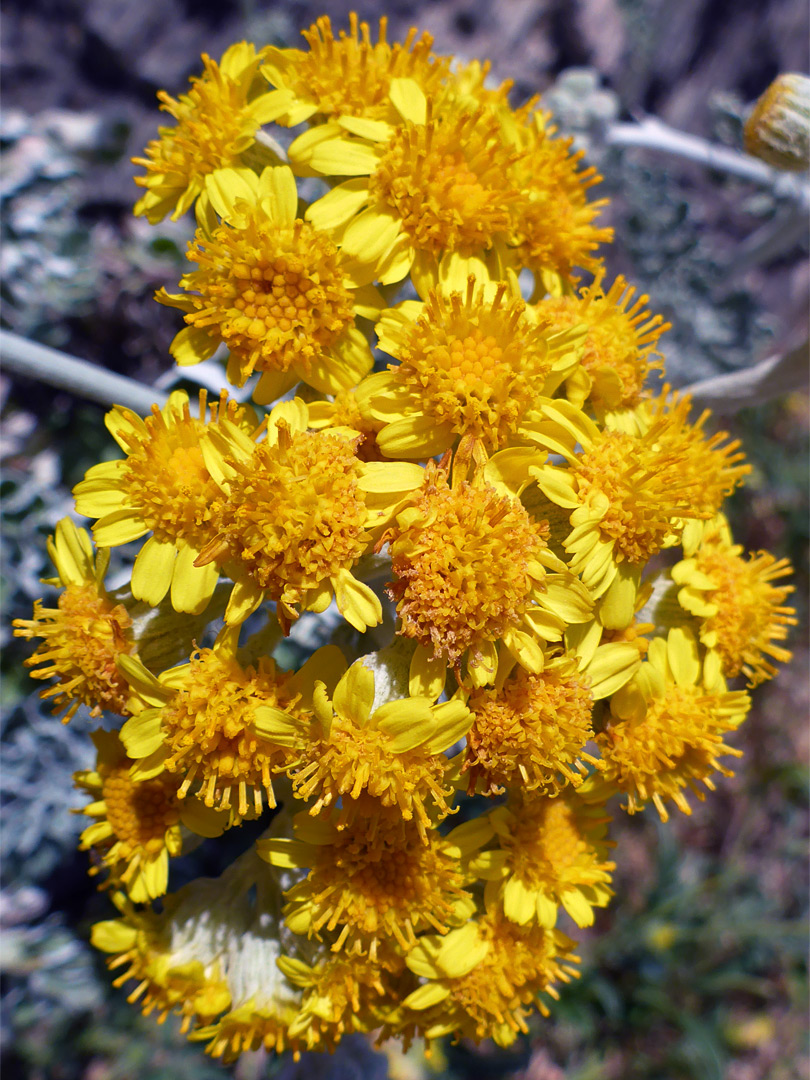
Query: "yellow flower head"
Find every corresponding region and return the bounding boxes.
[75,730,225,902]
[596,627,751,820]
[472,792,615,929]
[279,948,405,1052]
[91,886,234,1035]
[535,271,669,418]
[463,654,597,795]
[261,15,450,126]
[356,275,584,458]
[259,811,483,959]
[120,628,345,820]
[13,518,135,722]
[386,448,591,681]
[133,43,278,223]
[255,655,471,837]
[673,515,796,687]
[531,394,750,603]
[300,87,521,287]
[73,390,256,615]
[307,386,386,461]
[402,910,579,1047]
[196,400,414,630]
[505,109,612,284]
[159,166,383,401]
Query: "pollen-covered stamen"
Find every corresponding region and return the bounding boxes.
[464,663,596,795]
[387,281,555,450]
[182,215,356,384]
[370,105,519,255]
[158,647,307,818]
[202,428,370,604]
[388,462,550,665]
[13,584,134,722]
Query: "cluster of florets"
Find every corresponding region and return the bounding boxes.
[14,16,796,1062]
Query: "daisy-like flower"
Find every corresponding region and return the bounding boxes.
[133,43,279,223]
[120,627,346,820]
[13,518,135,722]
[195,397,423,629]
[259,811,484,959]
[384,446,593,684]
[462,640,641,796]
[530,393,750,616]
[534,271,669,425]
[254,654,471,837]
[260,15,450,127]
[75,730,226,902]
[504,108,613,287]
[672,515,796,686]
[279,948,406,1052]
[354,274,585,458]
[470,792,615,929]
[401,909,579,1047]
[299,84,522,288]
[158,166,385,402]
[306,385,386,461]
[91,884,235,1035]
[595,627,751,821]
[73,390,257,616]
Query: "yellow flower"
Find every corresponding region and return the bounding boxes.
[596,627,751,820]
[279,948,405,1052]
[672,515,796,686]
[504,108,612,285]
[299,86,521,287]
[355,274,584,457]
[470,792,615,929]
[259,811,484,959]
[254,654,471,837]
[462,653,598,796]
[91,886,234,1035]
[195,397,422,629]
[534,271,669,423]
[133,43,279,223]
[307,385,386,461]
[401,910,579,1047]
[260,15,450,126]
[158,166,385,401]
[530,393,750,612]
[13,518,135,722]
[75,730,225,902]
[119,627,346,820]
[385,448,592,683]
[73,390,256,615]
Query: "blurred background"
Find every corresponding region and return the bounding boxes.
[1,1,808,1078]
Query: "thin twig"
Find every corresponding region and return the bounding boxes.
[0,330,168,414]
[606,117,810,208]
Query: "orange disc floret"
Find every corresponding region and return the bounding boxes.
[388,459,550,667]
[179,214,357,385]
[204,428,370,605]
[464,660,596,795]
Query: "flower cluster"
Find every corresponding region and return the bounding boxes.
[14,16,796,1062]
